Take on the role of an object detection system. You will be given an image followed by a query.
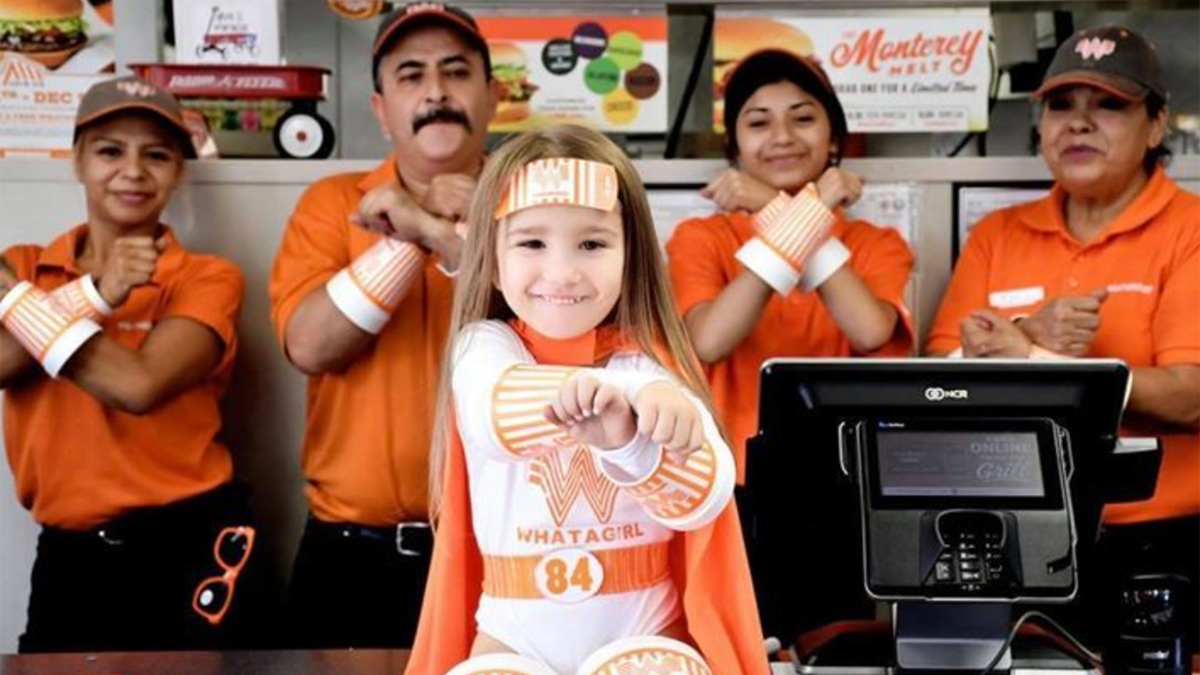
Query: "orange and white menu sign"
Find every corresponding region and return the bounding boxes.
[714,8,990,133]
[475,14,669,133]
[0,56,105,157]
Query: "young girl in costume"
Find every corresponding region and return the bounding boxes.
[405,125,767,675]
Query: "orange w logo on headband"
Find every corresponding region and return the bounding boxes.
[495,158,619,218]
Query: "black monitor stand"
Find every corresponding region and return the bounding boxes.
[894,602,1012,671]
[792,619,1097,675]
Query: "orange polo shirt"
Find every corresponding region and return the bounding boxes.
[667,212,915,481]
[269,157,452,525]
[927,168,1200,524]
[2,225,242,530]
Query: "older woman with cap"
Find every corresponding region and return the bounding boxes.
[927,26,1198,648]
[0,76,253,652]
[664,48,915,641]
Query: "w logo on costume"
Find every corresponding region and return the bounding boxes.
[528,448,619,526]
[1075,37,1116,61]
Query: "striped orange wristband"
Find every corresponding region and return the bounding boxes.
[751,191,791,232]
[620,441,735,531]
[0,281,102,377]
[490,364,580,458]
[735,184,836,294]
[51,275,113,321]
[326,237,424,334]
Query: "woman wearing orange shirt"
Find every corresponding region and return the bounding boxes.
[665,48,914,642]
[0,77,254,652]
[926,27,1198,652]
[667,49,914,479]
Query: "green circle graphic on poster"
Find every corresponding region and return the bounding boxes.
[602,88,638,125]
[584,57,620,95]
[605,31,643,71]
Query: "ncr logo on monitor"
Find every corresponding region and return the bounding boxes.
[924,386,969,402]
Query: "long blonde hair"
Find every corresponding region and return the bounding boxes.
[429,124,713,517]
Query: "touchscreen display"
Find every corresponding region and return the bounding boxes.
[876,431,1045,498]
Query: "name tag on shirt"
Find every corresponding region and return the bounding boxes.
[989,286,1044,309]
[117,320,155,332]
[1107,282,1155,296]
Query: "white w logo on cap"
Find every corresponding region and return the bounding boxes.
[116,80,158,98]
[1075,37,1116,61]
[405,2,446,15]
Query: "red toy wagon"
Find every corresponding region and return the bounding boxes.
[130,63,336,159]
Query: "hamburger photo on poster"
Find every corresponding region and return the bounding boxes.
[0,0,89,69]
[712,19,813,134]
[491,41,537,124]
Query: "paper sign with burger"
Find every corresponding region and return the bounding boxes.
[476,15,668,133]
[0,0,114,72]
[712,18,815,135]
[0,0,90,69]
[0,0,116,155]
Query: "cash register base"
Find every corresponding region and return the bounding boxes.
[788,609,1098,675]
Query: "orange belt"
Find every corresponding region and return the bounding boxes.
[482,542,670,600]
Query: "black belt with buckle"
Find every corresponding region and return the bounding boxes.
[308,517,433,557]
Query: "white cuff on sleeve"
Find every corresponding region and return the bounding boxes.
[735,236,801,295]
[78,275,114,317]
[41,318,102,377]
[797,237,851,292]
[435,258,459,278]
[590,434,661,486]
[325,268,391,334]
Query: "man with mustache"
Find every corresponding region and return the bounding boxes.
[269,3,496,648]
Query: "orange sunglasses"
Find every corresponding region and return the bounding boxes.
[192,525,255,625]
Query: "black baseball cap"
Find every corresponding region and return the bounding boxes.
[721,49,848,164]
[74,76,196,158]
[1033,26,1168,103]
[372,2,491,84]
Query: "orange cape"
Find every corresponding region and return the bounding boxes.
[404,323,769,675]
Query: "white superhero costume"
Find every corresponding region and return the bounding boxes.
[450,320,735,674]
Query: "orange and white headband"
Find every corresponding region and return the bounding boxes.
[495,158,619,219]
